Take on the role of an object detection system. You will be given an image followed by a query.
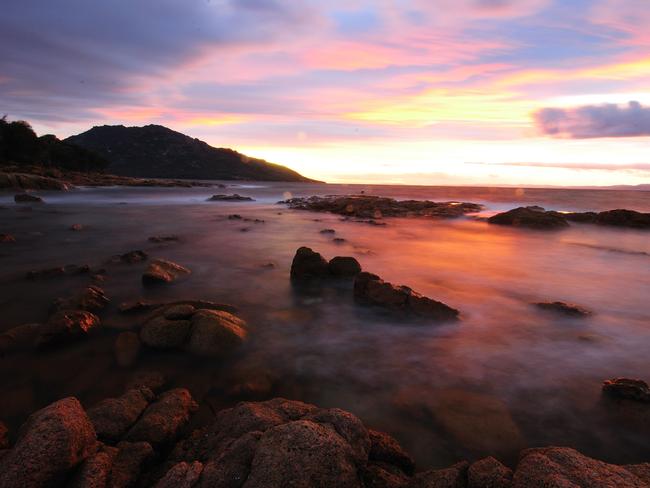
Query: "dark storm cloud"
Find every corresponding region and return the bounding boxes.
[533,101,650,138]
[0,0,313,120]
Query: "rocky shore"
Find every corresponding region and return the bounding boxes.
[0,166,214,191]
[488,206,650,230]
[0,388,649,487]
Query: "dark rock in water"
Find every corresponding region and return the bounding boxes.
[534,301,591,317]
[148,235,180,243]
[0,397,96,488]
[468,456,513,488]
[155,461,204,488]
[488,206,569,230]
[119,300,158,314]
[118,249,148,263]
[368,429,415,476]
[142,259,191,285]
[125,388,198,447]
[14,193,44,203]
[328,256,362,278]
[281,195,482,220]
[512,447,647,487]
[594,209,650,229]
[0,323,41,354]
[88,388,155,441]
[185,309,248,357]
[26,263,90,280]
[109,441,155,487]
[36,310,101,348]
[51,285,109,314]
[333,237,346,244]
[208,194,254,201]
[410,461,469,487]
[602,378,650,403]
[290,246,330,280]
[354,272,459,321]
[115,331,141,367]
[0,422,8,449]
[0,233,16,243]
[564,211,598,223]
[228,214,243,220]
[320,228,336,234]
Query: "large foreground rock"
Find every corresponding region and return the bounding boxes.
[87,388,155,441]
[0,397,97,487]
[512,447,648,487]
[290,246,330,280]
[354,272,459,321]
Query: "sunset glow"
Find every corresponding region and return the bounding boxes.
[2,0,649,186]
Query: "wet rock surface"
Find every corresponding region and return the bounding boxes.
[487,206,569,230]
[36,310,101,349]
[51,285,109,314]
[291,246,362,280]
[282,195,482,220]
[142,259,191,285]
[354,272,459,321]
[566,209,650,229]
[88,388,154,441]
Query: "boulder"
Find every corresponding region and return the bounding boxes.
[156,461,204,488]
[487,207,569,230]
[602,378,650,403]
[108,441,155,488]
[354,272,459,321]
[185,309,248,357]
[534,301,591,317]
[14,193,44,203]
[36,310,100,348]
[512,447,647,487]
[68,444,117,488]
[51,285,109,313]
[0,397,97,487]
[115,331,141,367]
[329,256,362,278]
[368,429,415,476]
[207,194,255,201]
[140,316,192,349]
[409,461,469,488]
[468,457,512,488]
[164,304,195,320]
[125,388,198,447]
[87,388,154,441]
[290,246,330,280]
[142,259,191,285]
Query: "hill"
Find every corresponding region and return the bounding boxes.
[66,124,314,182]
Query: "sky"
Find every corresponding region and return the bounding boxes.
[1,0,650,186]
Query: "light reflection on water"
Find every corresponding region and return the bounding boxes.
[0,182,649,469]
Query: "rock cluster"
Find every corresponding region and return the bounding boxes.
[208,194,255,201]
[1,391,649,487]
[281,195,483,220]
[354,272,460,321]
[290,246,362,280]
[139,302,248,358]
[489,206,650,230]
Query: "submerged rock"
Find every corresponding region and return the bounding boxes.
[148,235,180,243]
[512,447,647,487]
[487,206,569,230]
[36,310,101,348]
[0,397,96,488]
[51,285,109,314]
[14,193,44,203]
[208,194,254,201]
[0,323,41,354]
[142,259,191,285]
[534,301,592,317]
[354,272,459,321]
[118,249,148,264]
[602,378,650,403]
[26,263,90,280]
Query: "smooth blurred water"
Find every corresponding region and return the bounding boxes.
[0,182,649,469]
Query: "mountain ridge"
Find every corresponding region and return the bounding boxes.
[66,124,316,182]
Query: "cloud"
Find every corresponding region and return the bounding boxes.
[467,161,650,171]
[533,101,650,138]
